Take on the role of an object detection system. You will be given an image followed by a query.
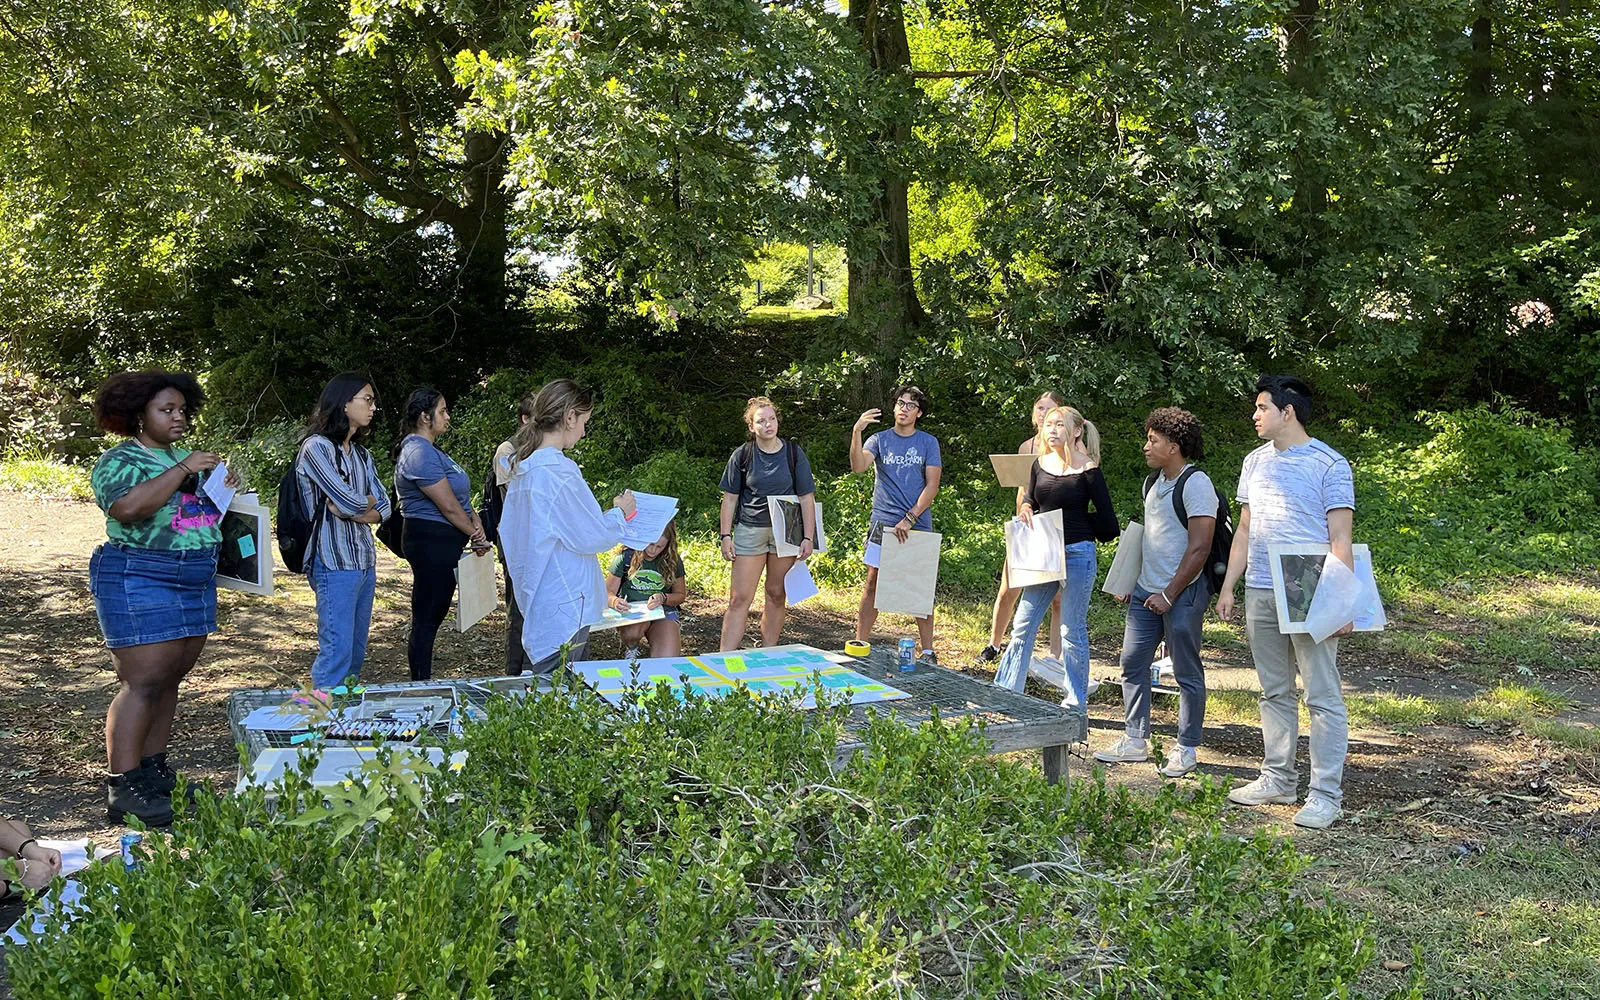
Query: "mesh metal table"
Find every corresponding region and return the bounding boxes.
[225,650,1084,785]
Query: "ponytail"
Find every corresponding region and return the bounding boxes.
[1045,405,1101,466]
[393,387,444,460]
[1080,418,1102,466]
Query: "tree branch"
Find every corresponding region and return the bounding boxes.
[910,68,1066,87]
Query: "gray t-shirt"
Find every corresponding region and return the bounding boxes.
[718,440,817,527]
[1236,439,1355,589]
[1137,466,1219,595]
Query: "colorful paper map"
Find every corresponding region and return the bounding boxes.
[573,644,910,709]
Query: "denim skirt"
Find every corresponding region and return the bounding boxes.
[89,542,219,649]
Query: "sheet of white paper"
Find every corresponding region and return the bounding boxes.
[784,559,819,606]
[455,551,498,633]
[1353,549,1388,632]
[1007,509,1064,572]
[589,600,667,632]
[620,491,679,549]
[1100,521,1144,597]
[1028,654,1067,692]
[862,539,881,568]
[236,746,467,793]
[4,880,90,946]
[35,839,92,877]
[1303,554,1365,643]
[201,463,237,515]
[237,705,317,732]
[874,530,941,617]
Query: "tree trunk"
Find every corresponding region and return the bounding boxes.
[846,0,927,403]
[1281,0,1326,217]
[1467,10,1492,129]
[455,128,510,330]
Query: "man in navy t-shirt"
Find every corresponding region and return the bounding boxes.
[847,385,943,660]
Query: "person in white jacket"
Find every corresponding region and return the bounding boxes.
[500,379,637,672]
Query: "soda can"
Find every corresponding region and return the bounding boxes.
[120,831,142,870]
[897,638,916,672]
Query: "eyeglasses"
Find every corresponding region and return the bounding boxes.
[353,395,377,406]
[893,400,919,409]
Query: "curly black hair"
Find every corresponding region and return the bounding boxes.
[1145,406,1204,461]
[890,383,930,419]
[92,371,206,437]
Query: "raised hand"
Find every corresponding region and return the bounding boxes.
[853,409,882,433]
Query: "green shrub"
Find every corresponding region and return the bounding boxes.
[0,457,91,500]
[8,686,1392,998]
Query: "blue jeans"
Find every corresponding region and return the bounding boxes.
[1119,579,1209,748]
[307,556,376,690]
[994,539,1097,707]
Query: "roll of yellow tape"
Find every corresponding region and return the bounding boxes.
[844,640,871,657]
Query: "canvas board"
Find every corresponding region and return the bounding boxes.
[1100,521,1144,598]
[989,454,1037,489]
[570,643,909,710]
[1266,543,1386,636]
[874,529,941,617]
[766,495,828,556]
[215,498,275,596]
[454,550,498,632]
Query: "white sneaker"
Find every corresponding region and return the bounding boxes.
[1293,796,1342,829]
[1159,745,1198,778]
[1227,776,1298,807]
[1093,735,1150,763]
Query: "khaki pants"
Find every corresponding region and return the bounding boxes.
[1245,588,1348,805]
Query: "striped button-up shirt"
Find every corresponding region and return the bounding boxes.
[294,436,391,571]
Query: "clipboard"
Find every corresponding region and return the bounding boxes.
[989,454,1037,489]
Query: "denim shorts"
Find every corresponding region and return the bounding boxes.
[89,542,219,649]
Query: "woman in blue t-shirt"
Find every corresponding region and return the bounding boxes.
[393,388,491,680]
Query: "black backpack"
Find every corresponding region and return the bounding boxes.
[276,444,345,574]
[375,481,405,559]
[480,447,508,546]
[1141,466,1235,596]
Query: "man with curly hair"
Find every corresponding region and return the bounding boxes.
[1096,407,1217,778]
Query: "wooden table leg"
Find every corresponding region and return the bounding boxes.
[1042,743,1069,786]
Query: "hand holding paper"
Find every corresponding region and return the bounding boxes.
[619,491,679,548]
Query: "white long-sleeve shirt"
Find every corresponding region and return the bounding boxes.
[500,446,626,665]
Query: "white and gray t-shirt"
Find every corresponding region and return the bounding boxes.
[1137,466,1219,596]
[1236,439,1355,590]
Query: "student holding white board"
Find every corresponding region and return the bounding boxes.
[500,379,637,673]
[991,406,1117,707]
[716,396,816,650]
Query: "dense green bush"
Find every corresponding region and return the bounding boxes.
[8,685,1403,998]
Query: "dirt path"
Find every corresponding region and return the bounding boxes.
[3,494,1598,996]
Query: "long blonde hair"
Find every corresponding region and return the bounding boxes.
[628,520,681,583]
[510,379,593,461]
[1044,405,1101,466]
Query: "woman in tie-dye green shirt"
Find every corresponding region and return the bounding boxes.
[88,370,236,828]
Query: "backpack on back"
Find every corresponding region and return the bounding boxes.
[480,448,508,546]
[276,455,330,575]
[1141,467,1235,596]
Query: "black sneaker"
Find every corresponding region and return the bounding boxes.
[919,649,939,667]
[140,753,177,795]
[106,770,174,827]
[975,645,1000,664]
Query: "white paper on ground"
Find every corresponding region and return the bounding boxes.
[874,530,941,617]
[454,550,498,632]
[201,463,237,515]
[34,839,92,877]
[1028,654,1067,691]
[784,559,820,605]
[619,491,679,549]
[1303,553,1366,643]
[4,880,92,946]
[1100,521,1144,597]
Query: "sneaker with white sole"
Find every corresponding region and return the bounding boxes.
[1159,745,1198,778]
[1293,796,1342,829]
[1093,735,1150,763]
[1226,776,1298,807]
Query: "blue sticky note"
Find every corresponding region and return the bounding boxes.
[332,686,348,695]
[289,732,319,744]
[237,534,256,558]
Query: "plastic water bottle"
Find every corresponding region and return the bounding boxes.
[120,831,142,870]
[897,638,916,673]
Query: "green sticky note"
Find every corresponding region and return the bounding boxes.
[862,686,886,692]
[598,668,623,678]
[237,534,256,558]
[726,657,746,672]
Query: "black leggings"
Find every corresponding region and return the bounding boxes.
[402,518,467,680]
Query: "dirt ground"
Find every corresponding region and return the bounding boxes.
[3,494,1598,994]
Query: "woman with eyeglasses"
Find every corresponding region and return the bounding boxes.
[89,370,239,825]
[294,373,390,691]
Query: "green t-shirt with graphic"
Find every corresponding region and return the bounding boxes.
[91,441,223,550]
[607,550,684,603]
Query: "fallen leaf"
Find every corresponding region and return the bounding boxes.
[1394,797,1434,814]
[1530,937,1551,947]
[1382,960,1411,972]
